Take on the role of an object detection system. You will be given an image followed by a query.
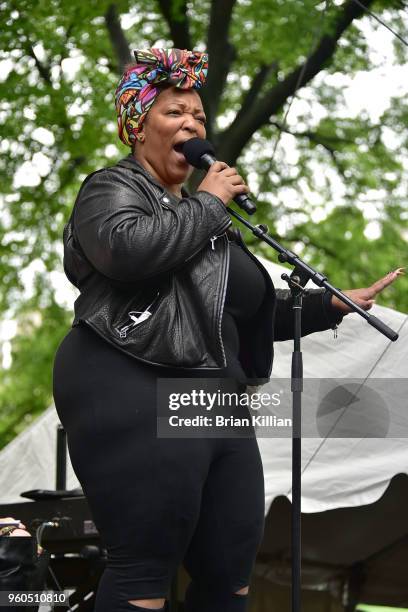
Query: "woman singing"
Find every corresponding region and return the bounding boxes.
[53,48,402,612]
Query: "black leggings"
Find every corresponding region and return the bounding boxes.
[52,325,265,611]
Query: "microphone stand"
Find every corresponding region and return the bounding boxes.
[225,206,399,612]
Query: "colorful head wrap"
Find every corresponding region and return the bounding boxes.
[115,48,209,147]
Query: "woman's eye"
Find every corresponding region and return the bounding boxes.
[168,110,181,115]
[197,117,206,125]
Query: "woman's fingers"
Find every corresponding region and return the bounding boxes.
[221,167,248,193]
[369,267,405,296]
[353,298,375,311]
[220,167,246,186]
[332,290,374,313]
[209,161,228,173]
[227,174,245,184]
[221,166,239,177]
[331,267,404,314]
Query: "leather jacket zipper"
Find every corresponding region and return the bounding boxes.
[117,292,160,338]
[211,232,229,367]
[210,234,222,250]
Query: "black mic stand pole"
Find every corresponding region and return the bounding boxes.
[225,206,399,612]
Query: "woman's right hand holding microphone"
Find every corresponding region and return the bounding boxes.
[197,162,249,206]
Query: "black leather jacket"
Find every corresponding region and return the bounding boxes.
[63,155,341,385]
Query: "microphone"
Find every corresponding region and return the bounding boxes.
[182,137,256,215]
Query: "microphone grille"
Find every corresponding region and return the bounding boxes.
[182,138,215,168]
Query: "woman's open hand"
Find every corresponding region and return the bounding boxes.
[331,268,405,314]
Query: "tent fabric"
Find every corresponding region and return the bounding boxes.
[258,473,408,608]
[0,256,407,512]
[258,259,408,513]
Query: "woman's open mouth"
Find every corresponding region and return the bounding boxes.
[173,142,188,163]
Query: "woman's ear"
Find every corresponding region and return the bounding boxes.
[132,126,145,156]
[136,119,147,143]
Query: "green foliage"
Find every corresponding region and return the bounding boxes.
[0,0,407,448]
[0,280,71,448]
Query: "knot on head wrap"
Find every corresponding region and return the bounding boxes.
[115,48,208,147]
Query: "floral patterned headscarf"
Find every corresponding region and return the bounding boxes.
[114,48,208,147]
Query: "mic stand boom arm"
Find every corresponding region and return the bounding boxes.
[226,207,399,342]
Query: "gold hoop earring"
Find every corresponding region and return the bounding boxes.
[137,134,145,143]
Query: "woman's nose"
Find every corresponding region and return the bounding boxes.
[182,114,199,134]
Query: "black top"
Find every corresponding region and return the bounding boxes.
[222,242,266,382]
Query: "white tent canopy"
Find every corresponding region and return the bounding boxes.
[1,256,407,513]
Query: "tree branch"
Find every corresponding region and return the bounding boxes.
[201,0,238,135]
[231,63,279,134]
[218,0,376,164]
[156,0,192,50]
[28,45,51,85]
[27,22,73,83]
[105,3,132,75]
[270,120,349,176]
[270,120,353,144]
[56,24,74,68]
